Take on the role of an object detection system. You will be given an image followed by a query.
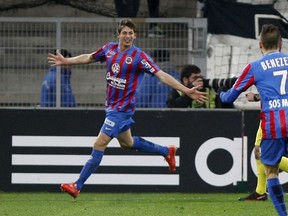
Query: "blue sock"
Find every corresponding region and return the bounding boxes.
[132,136,169,157]
[75,149,104,191]
[267,178,287,216]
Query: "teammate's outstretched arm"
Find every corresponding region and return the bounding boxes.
[155,70,207,102]
[48,50,94,66]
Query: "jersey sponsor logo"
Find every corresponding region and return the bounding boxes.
[141,59,155,73]
[106,72,127,90]
[125,57,133,64]
[111,63,120,74]
[268,98,288,109]
[104,118,115,127]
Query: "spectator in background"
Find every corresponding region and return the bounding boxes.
[114,0,164,37]
[166,64,216,108]
[114,0,140,18]
[147,0,165,38]
[137,49,179,108]
[41,49,76,107]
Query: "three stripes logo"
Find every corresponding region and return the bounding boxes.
[11,136,180,186]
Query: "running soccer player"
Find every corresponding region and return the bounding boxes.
[219,24,287,215]
[47,18,207,199]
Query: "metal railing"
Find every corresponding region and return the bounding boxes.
[0,17,207,108]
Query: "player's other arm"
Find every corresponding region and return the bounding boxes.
[155,70,207,102]
[48,50,94,66]
[219,88,241,104]
[220,64,254,103]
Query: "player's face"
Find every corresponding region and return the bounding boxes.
[118,26,136,51]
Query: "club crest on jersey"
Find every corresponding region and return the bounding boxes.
[111,63,120,74]
[125,57,133,64]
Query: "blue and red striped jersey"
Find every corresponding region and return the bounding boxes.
[91,42,160,112]
[220,51,288,139]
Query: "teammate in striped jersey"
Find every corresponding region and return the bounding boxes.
[220,24,287,216]
[238,93,288,202]
[48,18,207,198]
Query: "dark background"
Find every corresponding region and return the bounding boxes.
[0,109,262,193]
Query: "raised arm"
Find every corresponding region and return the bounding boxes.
[155,70,207,102]
[47,50,94,66]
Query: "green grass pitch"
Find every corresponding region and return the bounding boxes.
[0,192,279,216]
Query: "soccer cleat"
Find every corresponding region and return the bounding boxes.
[165,146,177,173]
[238,191,268,201]
[60,182,80,198]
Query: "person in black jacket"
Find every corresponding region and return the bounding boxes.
[166,64,216,108]
[166,64,237,108]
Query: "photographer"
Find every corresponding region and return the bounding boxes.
[166,64,216,108]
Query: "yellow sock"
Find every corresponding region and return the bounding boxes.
[255,159,267,195]
[279,157,288,172]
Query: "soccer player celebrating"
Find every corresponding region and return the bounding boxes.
[48,18,207,199]
[220,24,287,215]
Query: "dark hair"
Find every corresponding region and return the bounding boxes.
[117,18,137,34]
[260,24,281,50]
[53,49,72,57]
[180,64,201,83]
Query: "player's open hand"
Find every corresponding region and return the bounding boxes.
[186,85,208,103]
[47,50,67,66]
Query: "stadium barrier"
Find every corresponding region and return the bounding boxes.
[1,108,282,193]
[0,17,207,108]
